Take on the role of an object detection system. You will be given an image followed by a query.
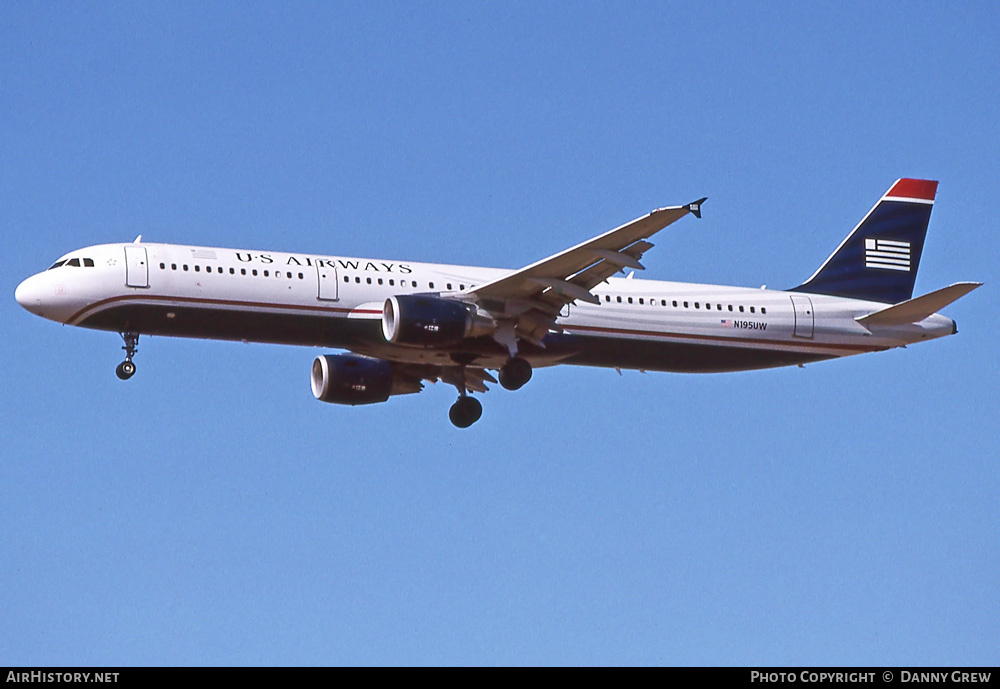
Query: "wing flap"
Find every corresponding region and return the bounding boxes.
[437,366,497,394]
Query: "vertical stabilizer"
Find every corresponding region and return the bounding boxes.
[792,179,937,304]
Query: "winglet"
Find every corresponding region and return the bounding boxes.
[688,197,707,219]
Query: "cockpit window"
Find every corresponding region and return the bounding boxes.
[47,257,95,269]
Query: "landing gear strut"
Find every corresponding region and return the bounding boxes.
[448,362,483,428]
[499,357,532,391]
[116,331,139,380]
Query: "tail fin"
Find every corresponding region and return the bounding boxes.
[792,179,937,303]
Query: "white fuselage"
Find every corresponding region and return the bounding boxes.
[15,241,956,373]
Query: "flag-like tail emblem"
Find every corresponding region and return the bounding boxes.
[865,238,911,272]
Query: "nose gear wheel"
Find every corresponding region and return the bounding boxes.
[116,331,140,380]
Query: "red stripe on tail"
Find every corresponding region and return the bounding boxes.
[887,178,938,201]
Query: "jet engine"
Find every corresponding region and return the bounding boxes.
[381,295,495,347]
[311,354,421,405]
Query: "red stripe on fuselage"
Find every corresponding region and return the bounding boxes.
[70,293,883,355]
[563,323,882,353]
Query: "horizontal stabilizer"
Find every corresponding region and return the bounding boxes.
[856,282,982,328]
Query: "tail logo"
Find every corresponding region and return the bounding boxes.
[865,238,911,272]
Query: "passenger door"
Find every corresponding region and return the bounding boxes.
[317,263,339,301]
[790,295,814,338]
[124,246,149,288]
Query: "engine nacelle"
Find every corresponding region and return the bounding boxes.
[311,354,420,405]
[381,295,495,347]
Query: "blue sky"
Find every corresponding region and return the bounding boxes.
[2,1,997,666]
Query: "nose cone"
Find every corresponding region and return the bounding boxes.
[15,274,42,313]
[15,272,62,320]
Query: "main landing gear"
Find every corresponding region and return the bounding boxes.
[498,357,532,391]
[449,395,482,429]
[446,357,534,427]
[116,331,139,380]
[448,360,483,428]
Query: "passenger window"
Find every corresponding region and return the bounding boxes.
[172,264,177,270]
[761,307,767,314]
[617,296,622,303]
[447,283,453,290]
[638,298,644,305]
[264,270,269,277]
[728,305,733,311]
[366,277,371,284]
[378,278,383,285]
[683,301,689,308]
[252,269,258,276]
[627,297,633,304]
[299,273,304,280]
[694,302,699,309]
[160,263,165,269]
[195,265,200,272]
[429,282,434,289]
[717,304,722,311]
[344,276,349,282]
[183,265,189,271]
[355,277,360,283]
[230,268,235,274]
[672,300,677,307]
[389,279,395,286]
[750,307,755,313]
[739,306,744,312]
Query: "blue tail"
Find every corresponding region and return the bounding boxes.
[792,179,937,304]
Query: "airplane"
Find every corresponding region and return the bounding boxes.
[14,178,980,428]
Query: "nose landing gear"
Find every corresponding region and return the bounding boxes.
[116,331,139,380]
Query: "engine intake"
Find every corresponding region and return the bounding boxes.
[381,295,495,347]
[311,354,420,405]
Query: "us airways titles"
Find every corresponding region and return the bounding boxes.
[233,252,414,273]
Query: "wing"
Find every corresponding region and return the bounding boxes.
[467,199,705,347]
